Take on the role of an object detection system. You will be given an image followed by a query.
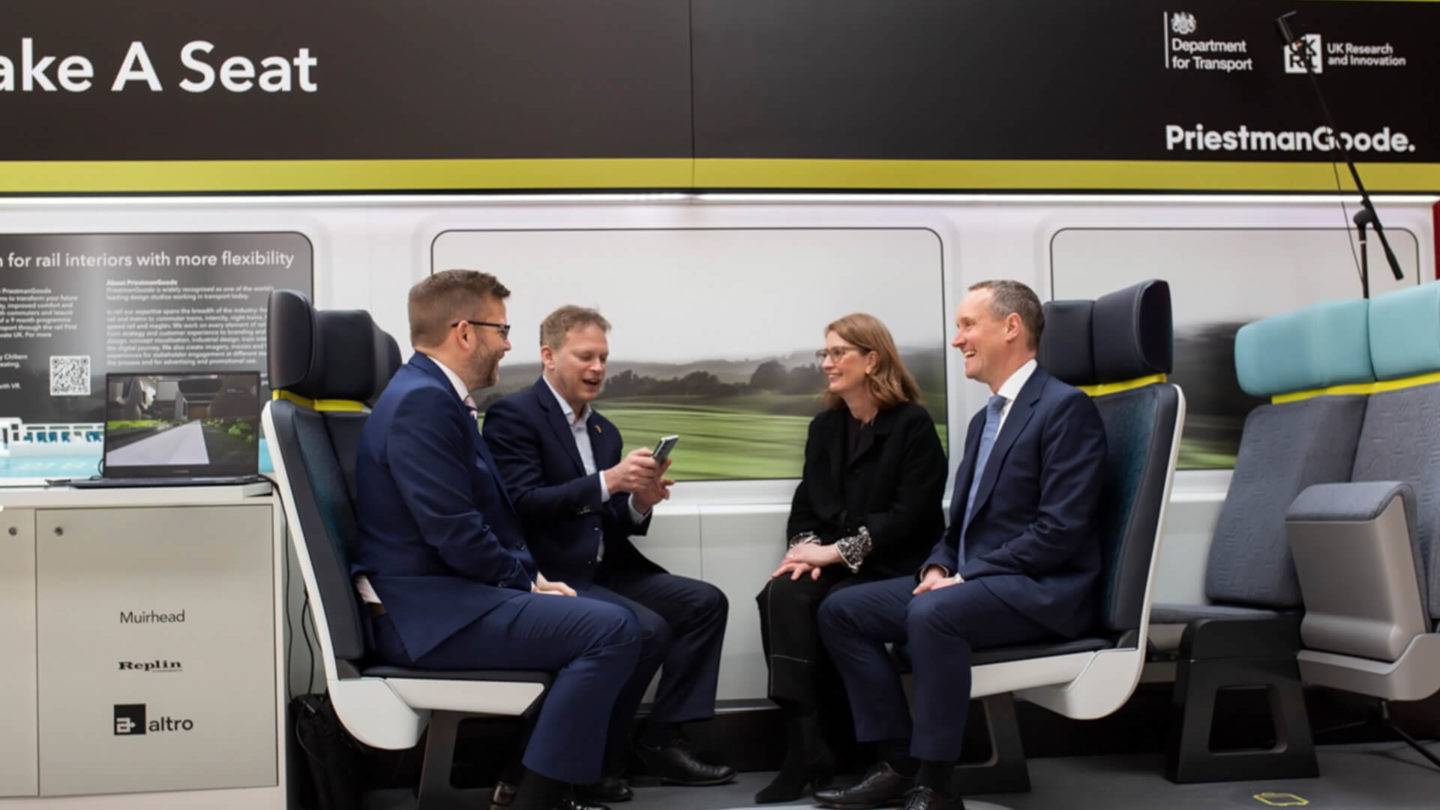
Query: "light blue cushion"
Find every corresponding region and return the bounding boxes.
[1369,282,1440,380]
[1235,299,1373,397]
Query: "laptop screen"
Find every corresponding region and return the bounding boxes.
[102,372,262,478]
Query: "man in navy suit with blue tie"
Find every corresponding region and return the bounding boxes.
[815,280,1107,810]
[353,271,641,810]
[482,306,735,801]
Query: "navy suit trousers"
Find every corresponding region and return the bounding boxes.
[371,591,640,784]
[580,566,728,762]
[818,575,1054,762]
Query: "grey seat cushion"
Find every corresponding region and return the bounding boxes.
[1205,396,1367,610]
[1151,602,1280,624]
[1351,384,1440,621]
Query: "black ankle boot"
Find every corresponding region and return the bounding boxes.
[755,715,835,804]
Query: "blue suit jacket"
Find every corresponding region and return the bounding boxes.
[482,378,662,586]
[924,367,1107,639]
[352,353,537,660]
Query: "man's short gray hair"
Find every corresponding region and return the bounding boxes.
[969,279,1044,350]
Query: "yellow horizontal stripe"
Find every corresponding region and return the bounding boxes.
[693,159,1440,192]
[0,157,1436,194]
[272,389,367,412]
[1271,370,1440,404]
[1079,374,1168,397]
[0,159,692,194]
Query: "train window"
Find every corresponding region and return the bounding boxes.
[1051,226,1420,469]
[437,228,948,481]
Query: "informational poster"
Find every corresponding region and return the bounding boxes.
[0,232,311,478]
[0,0,1435,192]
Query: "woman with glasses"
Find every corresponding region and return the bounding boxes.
[754,313,948,804]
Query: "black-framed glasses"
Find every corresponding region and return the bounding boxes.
[452,319,511,339]
[814,346,865,363]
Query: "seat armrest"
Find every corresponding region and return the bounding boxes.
[1286,481,1430,662]
[1178,615,1301,661]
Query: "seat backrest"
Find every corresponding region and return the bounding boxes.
[264,289,401,672]
[1040,279,1183,638]
[1206,299,1373,610]
[1350,283,1440,622]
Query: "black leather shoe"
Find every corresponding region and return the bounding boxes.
[576,775,633,803]
[633,740,736,786]
[902,785,963,810]
[814,762,914,809]
[555,797,610,810]
[490,780,516,810]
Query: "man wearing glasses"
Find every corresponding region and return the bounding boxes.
[353,270,641,810]
[483,306,736,804]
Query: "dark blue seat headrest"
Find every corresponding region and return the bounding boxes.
[1039,280,1173,386]
[266,289,400,403]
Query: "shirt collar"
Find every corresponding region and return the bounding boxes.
[542,375,589,425]
[427,354,473,403]
[995,358,1038,403]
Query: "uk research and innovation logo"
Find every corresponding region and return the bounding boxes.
[1170,12,1197,36]
[1284,33,1323,74]
[114,704,146,735]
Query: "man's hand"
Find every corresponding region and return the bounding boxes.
[604,448,659,495]
[532,572,577,597]
[913,566,960,595]
[770,560,823,581]
[630,458,674,513]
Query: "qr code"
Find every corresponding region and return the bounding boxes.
[49,355,91,396]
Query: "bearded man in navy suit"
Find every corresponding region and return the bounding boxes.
[353,271,641,810]
[483,306,735,802]
[814,280,1107,810]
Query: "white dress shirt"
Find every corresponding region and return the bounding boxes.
[992,358,1038,434]
[542,376,647,561]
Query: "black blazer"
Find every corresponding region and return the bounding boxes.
[482,378,664,586]
[787,400,948,579]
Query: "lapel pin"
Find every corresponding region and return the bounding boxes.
[593,423,602,434]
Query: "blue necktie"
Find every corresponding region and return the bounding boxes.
[959,394,1007,561]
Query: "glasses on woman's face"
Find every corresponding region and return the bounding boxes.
[814,345,863,363]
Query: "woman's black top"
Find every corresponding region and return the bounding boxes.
[787,400,949,579]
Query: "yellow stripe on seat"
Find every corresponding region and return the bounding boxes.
[272,389,368,412]
[1272,370,1440,404]
[1078,374,1168,397]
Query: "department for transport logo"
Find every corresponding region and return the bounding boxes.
[1283,34,1323,74]
[1170,12,1196,36]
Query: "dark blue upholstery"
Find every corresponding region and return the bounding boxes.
[1040,280,1178,638]
[267,290,400,664]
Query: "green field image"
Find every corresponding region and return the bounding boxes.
[603,398,948,481]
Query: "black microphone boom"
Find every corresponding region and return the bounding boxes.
[1274,11,1405,295]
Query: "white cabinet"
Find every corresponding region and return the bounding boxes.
[0,509,37,797]
[0,488,284,808]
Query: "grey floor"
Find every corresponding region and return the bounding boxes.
[367,742,1440,810]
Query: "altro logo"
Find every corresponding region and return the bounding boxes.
[113,703,195,735]
[113,704,145,735]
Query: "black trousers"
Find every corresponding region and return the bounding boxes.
[755,566,869,712]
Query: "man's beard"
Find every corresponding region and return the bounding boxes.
[472,347,501,390]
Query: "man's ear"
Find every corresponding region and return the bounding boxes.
[1005,312,1023,343]
[540,344,555,371]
